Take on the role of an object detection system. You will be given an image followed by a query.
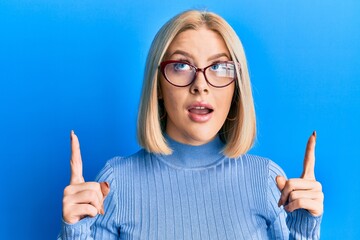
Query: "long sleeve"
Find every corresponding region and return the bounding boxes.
[267,160,322,240]
[286,209,322,239]
[57,161,119,240]
[57,139,323,239]
[266,161,289,239]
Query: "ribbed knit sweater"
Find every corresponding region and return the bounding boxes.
[59,135,322,239]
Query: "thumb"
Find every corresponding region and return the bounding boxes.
[100,182,110,198]
[276,175,286,191]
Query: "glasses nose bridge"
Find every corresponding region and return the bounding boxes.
[193,66,207,81]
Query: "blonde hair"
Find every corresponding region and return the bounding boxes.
[137,10,256,158]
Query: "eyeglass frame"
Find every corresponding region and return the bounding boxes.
[159,60,240,88]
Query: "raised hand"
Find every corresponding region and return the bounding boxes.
[62,131,110,224]
[276,131,324,216]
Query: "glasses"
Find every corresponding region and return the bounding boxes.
[159,60,238,88]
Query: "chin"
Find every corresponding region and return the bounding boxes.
[186,131,218,145]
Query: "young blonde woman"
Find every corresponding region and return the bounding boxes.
[59,10,323,239]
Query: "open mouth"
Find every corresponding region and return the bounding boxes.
[187,104,214,122]
[188,106,214,115]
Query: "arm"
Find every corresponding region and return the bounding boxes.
[286,209,322,239]
[267,160,322,240]
[58,161,119,239]
[278,132,323,239]
[57,131,119,239]
[266,160,289,239]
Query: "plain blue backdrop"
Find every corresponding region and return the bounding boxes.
[1,0,359,239]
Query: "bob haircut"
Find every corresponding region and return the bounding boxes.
[137,10,256,158]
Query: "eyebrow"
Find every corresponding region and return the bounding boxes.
[167,50,193,60]
[167,50,230,61]
[208,53,230,61]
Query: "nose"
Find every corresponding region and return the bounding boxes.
[190,69,209,94]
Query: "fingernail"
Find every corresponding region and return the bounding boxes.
[100,182,110,197]
[100,181,110,190]
[312,130,317,139]
[284,205,290,212]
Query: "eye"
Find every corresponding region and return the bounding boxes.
[173,62,191,71]
[210,63,221,71]
[209,62,235,77]
[210,63,230,73]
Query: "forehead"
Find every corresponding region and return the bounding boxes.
[165,27,230,59]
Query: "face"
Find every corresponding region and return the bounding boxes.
[159,27,235,145]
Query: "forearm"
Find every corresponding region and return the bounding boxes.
[287,209,322,240]
[58,217,96,240]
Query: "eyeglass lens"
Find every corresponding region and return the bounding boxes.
[164,62,235,87]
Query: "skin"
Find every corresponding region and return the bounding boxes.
[62,28,323,224]
[62,131,109,224]
[159,27,235,145]
[276,132,324,216]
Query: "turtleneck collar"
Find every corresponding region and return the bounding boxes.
[155,134,226,170]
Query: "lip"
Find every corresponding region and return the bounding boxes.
[187,102,214,123]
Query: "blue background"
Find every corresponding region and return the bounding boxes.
[1,0,359,239]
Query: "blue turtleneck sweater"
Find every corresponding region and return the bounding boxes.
[59,136,321,239]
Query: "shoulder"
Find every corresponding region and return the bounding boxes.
[106,149,149,168]
[236,154,286,177]
[238,154,270,165]
[96,149,150,184]
[101,149,157,178]
[236,153,271,169]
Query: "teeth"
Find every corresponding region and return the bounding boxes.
[194,106,205,109]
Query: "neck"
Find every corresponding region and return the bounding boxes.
[156,134,226,169]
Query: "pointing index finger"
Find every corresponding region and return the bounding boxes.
[70,130,85,184]
[301,131,316,180]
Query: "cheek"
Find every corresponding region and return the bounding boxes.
[217,87,235,111]
[158,77,166,99]
[159,80,171,106]
[161,87,185,116]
